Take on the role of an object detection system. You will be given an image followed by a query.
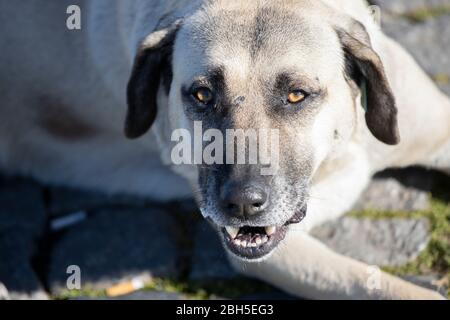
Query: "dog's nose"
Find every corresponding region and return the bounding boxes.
[220,182,269,218]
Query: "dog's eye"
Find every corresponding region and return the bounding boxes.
[287,90,306,104]
[193,88,213,104]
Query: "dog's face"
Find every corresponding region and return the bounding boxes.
[125,2,399,260]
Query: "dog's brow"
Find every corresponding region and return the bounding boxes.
[207,66,226,89]
[190,66,226,91]
[274,71,320,93]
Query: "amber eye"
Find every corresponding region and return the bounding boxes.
[287,90,305,104]
[193,88,213,104]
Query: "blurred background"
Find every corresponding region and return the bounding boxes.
[0,0,449,300]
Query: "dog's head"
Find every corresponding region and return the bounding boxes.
[125,1,399,260]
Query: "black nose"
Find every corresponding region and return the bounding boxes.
[220,182,269,218]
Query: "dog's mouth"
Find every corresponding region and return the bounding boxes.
[220,206,307,260]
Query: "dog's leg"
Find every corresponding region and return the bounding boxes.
[229,231,444,299]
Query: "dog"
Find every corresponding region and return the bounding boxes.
[1,0,449,299]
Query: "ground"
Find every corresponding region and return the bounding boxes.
[0,0,449,300]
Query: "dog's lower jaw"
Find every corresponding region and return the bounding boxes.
[221,224,289,260]
[221,227,285,262]
[224,245,276,263]
[204,205,308,260]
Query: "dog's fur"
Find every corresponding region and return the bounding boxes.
[1,0,449,299]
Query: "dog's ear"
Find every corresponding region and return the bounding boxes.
[336,22,400,145]
[125,21,181,139]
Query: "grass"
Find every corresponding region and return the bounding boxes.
[402,5,450,23]
[142,277,275,300]
[54,277,275,300]
[433,74,450,86]
[55,287,107,300]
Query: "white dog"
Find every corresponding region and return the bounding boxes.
[0,0,448,299]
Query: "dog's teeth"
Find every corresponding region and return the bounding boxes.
[265,226,276,236]
[225,226,239,239]
[241,240,247,247]
[262,235,268,242]
[255,237,262,245]
[234,239,241,246]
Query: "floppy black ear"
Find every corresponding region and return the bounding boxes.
[125,22,181,139]
[336,23,400,145]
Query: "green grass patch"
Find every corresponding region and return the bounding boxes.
[349,176,450,297]
[142,277,275,300]
[402,5,450,23]
[54,277,274,300]
[54,287,107,300]
[433,74,450,85]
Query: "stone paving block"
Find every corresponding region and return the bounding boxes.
[372,0,450,15]
[48,186,148,216]
[189,221,237,280]
[353,177,430,212]
[381,14,450,96]
[47,207,180,294]
[312,217,430,266]
[0,175,48,299]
